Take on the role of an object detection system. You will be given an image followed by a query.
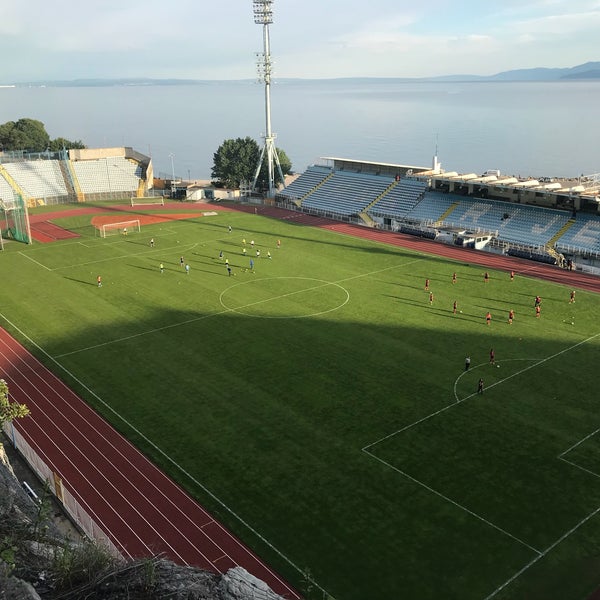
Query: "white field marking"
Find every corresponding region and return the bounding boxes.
[335,257,424,285]
[0,338,238,571]
[452,358,541,404]
[50,242,199,271]
[362,332,600,599]
[57,257,421,357]
[219,277,350,319]
[18,251,52,271]
[53,309,229,358]
[484,504,600,599]
[363,448,542,555]
[0,313,323,600]
[559,424,600,459]
[15,240,199,272]
[558,457,600,480]
[364,334,600,453]
[56,268,361,357]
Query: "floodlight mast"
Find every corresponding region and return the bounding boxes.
[252,0,285,197]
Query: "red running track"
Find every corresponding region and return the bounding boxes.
[0,328,300,599]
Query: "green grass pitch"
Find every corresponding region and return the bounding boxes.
[1,203,600,600]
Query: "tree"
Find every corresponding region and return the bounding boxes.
[255,146,292,190]
[0,378,30,426]
[211,137,261,188]
[0,118,50,152]
[0,119,86,152]
[48,137,86,151]
[211,136,293,190]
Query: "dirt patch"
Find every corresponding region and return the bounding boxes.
[90,212,213,228]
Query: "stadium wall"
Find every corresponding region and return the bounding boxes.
[3,420,122,558]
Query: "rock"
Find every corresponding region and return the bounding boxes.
[1,442,288,600]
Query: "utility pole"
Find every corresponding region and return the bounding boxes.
[251,0,285,197]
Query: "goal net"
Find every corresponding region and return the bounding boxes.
[98,219,141,238]
[0,195,32,245]
[130,197,164,207]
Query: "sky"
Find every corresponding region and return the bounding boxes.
[0,0,598,83]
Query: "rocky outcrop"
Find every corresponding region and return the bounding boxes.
[0,443,287,600]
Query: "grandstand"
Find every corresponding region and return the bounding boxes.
[0,147,152,207]
[276,157,600,272]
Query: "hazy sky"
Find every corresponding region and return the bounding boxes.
[0,0,598,83]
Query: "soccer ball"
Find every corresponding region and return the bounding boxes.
[497,364,500,368]
[459,310,463,313]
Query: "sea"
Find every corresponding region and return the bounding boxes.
[1,79,599,181]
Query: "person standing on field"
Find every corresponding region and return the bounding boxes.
[486,311,492,326]
[570,290,576,303]
[478,378,484,394]
[508,309,514,324]
[97,275,102,287]
[465,356,471,371]
[150,238,154,248]
[453,300,457,315]
[160,263,164,274]
[489,348,495,365]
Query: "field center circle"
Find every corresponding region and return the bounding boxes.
[220,277,350,318]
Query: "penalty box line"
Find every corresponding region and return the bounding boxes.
[362,331,600,597]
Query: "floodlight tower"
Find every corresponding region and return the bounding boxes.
[252,0,285,197]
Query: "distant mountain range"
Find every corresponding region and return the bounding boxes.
[7,62,600,87]
[429,61,600,82]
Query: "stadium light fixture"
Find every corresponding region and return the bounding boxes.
[251,0,285,197]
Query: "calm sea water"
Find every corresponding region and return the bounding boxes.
[1,80,599,181]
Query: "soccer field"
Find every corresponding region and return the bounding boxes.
[2,203,600,600]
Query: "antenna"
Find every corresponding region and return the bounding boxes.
[251,0,285,197]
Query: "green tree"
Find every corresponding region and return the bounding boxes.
[211,137,261,188]
[211,137,292,190]
[0,118,50,152]
[255,146,292,190]
[0,378,30,426]
[48,137,86,151]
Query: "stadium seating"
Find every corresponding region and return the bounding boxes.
[301,170,393,216]
[0,176,20,209]
[368,179,427,219]
[555,214,600,255]
[72,156,141,194]
[435,197,570,246]
[404,191,457,223]
[3,160,69,200]
[278,166,332,201]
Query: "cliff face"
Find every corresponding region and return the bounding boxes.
[0,443,287,600]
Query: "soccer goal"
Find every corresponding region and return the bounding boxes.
[98,219,141,238]
[130,197,165,207]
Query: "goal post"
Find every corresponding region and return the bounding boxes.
[97,219,141,238]
[130,197,164,207]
